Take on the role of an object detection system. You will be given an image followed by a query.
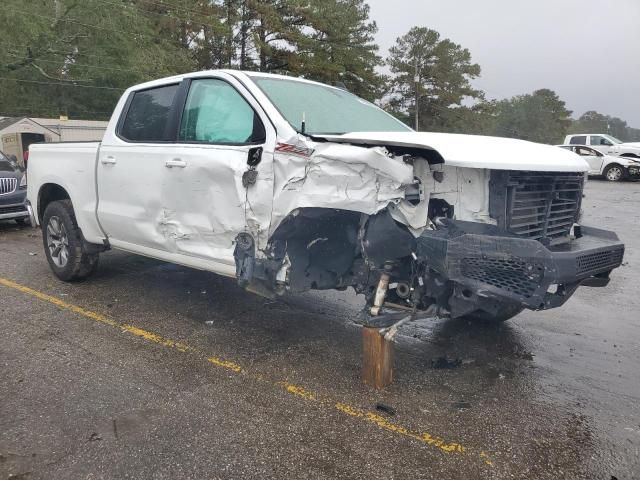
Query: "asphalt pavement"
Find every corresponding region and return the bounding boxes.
[1,179,639,479]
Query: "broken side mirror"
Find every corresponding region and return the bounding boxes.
[247,147,263,168]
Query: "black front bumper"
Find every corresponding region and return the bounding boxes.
[416,222,624,312]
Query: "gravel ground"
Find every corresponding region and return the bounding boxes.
[0,179,638,479]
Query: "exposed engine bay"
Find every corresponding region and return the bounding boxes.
[235,141,624,324]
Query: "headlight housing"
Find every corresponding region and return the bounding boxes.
[19,174,27,188]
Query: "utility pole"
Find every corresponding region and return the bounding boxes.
[414,61,420,131]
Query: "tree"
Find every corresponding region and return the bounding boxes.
[492,89,572,144]
[386,27,484,132]
[0,0,196,119]
[569,110,640,142]
[294,0,385,101]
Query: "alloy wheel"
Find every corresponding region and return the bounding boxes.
[606,166,623,181]
[46,216,70,267]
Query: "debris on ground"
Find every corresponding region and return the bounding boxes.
[375,402,396,416]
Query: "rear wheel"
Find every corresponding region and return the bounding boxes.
[603,164,624,182]
[42,200,99,281]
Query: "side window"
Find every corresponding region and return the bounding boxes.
[590,135,612,146]
[179,79,265,144]
[569,135,587,145]
[576,147,592,156]
[120,84,179,142]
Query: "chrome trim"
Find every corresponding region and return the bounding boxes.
[26,201,38,227]
[0,177,18,195]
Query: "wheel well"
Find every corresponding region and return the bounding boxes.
[38,184,71,222]
[620,153,639,158]
[604,163,623,170]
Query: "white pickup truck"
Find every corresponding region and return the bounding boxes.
[26,71,625,323]
[564,133,640,158]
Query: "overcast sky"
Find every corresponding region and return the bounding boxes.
[367,0,640,127]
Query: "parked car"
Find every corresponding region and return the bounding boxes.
[564,133,640,158]
[26,71,625,323]
[0,150,29,225]
[557,144,640,181]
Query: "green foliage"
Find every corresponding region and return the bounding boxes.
[1,5,638,141]
[492,89,572,144]
[569,111,640,142]
[0,0,196,119]
[386,27,484,132]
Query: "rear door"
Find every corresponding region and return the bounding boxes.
[160,74,275,269]
[97,82,181,252]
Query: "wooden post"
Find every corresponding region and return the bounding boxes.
[362,326,394,389]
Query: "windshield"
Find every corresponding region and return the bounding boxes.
[251,76,412,135]
[604,134,623,144]
[0,151,18,173]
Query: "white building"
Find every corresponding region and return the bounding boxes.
[0,116,108,167]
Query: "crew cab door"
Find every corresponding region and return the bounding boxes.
[161,74,275,269]
[97,82,182,253]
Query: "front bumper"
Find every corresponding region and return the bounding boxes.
[627,165,640,177]
[0,188,29,221]
[416,222,624,312]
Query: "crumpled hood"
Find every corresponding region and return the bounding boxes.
[316,131,589,172]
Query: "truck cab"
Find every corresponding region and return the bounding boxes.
[26,71,625,323]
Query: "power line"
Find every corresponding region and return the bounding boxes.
[5,52,166,76]
[6,7,154,39]
[0,76,124,91]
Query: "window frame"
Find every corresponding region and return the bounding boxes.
[116,82,182,144]
[175,77,267,147]
[590,135,612,147]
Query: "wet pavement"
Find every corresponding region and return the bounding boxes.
[1,179,639,479]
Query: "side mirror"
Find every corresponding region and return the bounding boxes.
[247,147,262,168]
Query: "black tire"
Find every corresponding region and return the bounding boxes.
[603,164,625,182]
[42,200,99,282]
[463,304,524,323]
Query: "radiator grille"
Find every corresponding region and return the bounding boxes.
[576,249,624,275]
[461,257,543,298]
[0,177,17,195]
[506,172,584,241]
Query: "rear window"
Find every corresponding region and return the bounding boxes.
[569,135,587,145]
[120,84,179,142]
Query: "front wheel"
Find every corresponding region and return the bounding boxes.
[42,200,99,282]
[603,164,625,182]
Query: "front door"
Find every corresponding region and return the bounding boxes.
[574,146,604,174]
[161,75,275,269]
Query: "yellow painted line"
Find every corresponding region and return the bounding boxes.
[207,356,243,373]
[281,382,317,400]
[0,276,492,465]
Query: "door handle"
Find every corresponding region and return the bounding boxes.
[101,156,117,165]
[165,159,187,168]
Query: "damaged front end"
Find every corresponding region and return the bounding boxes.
[233,140,625,322]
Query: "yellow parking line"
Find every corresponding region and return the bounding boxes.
[0,276,492,465]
